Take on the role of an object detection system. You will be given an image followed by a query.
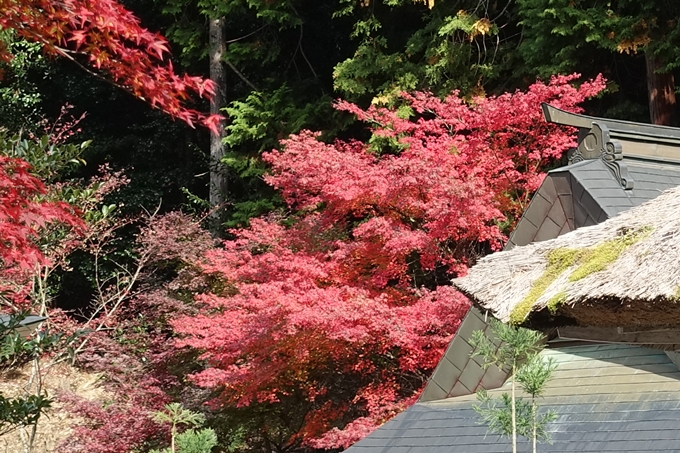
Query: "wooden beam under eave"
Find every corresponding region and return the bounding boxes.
[557,325,680,345]
[542,103,680,142]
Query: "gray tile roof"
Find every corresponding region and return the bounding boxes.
[347,344,680,453]
[420,307,506,402]
[507,156,680,248]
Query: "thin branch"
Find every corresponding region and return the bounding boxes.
[224,59,259,91]
[491,0,513,23]
[297,24,319,80]
[288,6,320,85]
[52,46,132,97]
[225,25,268,44]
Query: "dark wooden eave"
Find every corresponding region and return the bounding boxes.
[555,326,680,349]
[543,103,680,162]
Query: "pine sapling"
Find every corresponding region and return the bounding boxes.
[515,355,557,453]
[152,403,205,453]
[469,319,553,453]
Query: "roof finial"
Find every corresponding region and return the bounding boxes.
[570,122,634,189]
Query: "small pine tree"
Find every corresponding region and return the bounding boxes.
[515,355,558,453]
[150,403,217,453]
[469,319,556,453]
[174,428,218,453]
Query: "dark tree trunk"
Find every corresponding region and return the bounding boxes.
[645,52,677,126]
[209,16,228,235]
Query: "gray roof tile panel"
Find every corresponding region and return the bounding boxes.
[577,187,605,218]
[570,158,680,217]
[552,173,572,195]
[453,307,487,340]
[573,202,589,227]
[627,173,673,184]
[347,345,680,453]
[525,193,552,221]
[504,217,537,248]
[540,176,557,201]
[558,222,571,236]
[558,193,575,225]
[628,188,665,198]
[571,177,585,202]
[457,358,485,393]
[534,217,563,242]
[546,196,567,226]
[429,357,460,394]
[418,379,448,402]
[576,175,623,187]
[597,209,609,223]
[420,308,513,402]
[586,187,634,200]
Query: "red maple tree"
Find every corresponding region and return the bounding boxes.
[172,74,606,449]
[0,0,219,130]
[0,156,82,305]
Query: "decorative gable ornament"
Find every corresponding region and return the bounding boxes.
[570,122,634,189]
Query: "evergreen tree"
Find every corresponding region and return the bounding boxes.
[517,0,680,125]
[470,319,556,453]
[151,403,218,453]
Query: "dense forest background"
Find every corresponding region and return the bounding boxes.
[5,0,676,227]
[1,0,679,452]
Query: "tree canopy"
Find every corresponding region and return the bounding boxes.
[173,75,603,449]
[517,0,680,124]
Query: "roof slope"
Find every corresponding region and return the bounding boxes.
[420,307,507,402]
[347,344,680,453]
[454,185,680,327]
[507,156,680,248]
[507,104,680,249]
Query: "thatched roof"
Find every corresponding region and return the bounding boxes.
[453,185,680,328]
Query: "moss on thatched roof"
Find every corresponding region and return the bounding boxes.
[453,186,680,327]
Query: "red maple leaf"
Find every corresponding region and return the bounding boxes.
[0,0,218,129]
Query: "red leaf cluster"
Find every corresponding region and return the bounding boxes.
[172,75,605,449]
[174,220,469,447]
[330,73,606,228]
[0,156,81,271]
[58,382,169,453]
[0,0,220,131]
[55,212,216,452]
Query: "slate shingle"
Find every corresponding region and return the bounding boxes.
[507,154,680,247]
[347,345,680,453]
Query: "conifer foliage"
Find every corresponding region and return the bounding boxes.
[172,75,605,450]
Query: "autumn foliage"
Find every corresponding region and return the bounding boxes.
[55,211,217,453]
[0,0,219,130]
[0,156,81,299]
[172,74,606,449]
